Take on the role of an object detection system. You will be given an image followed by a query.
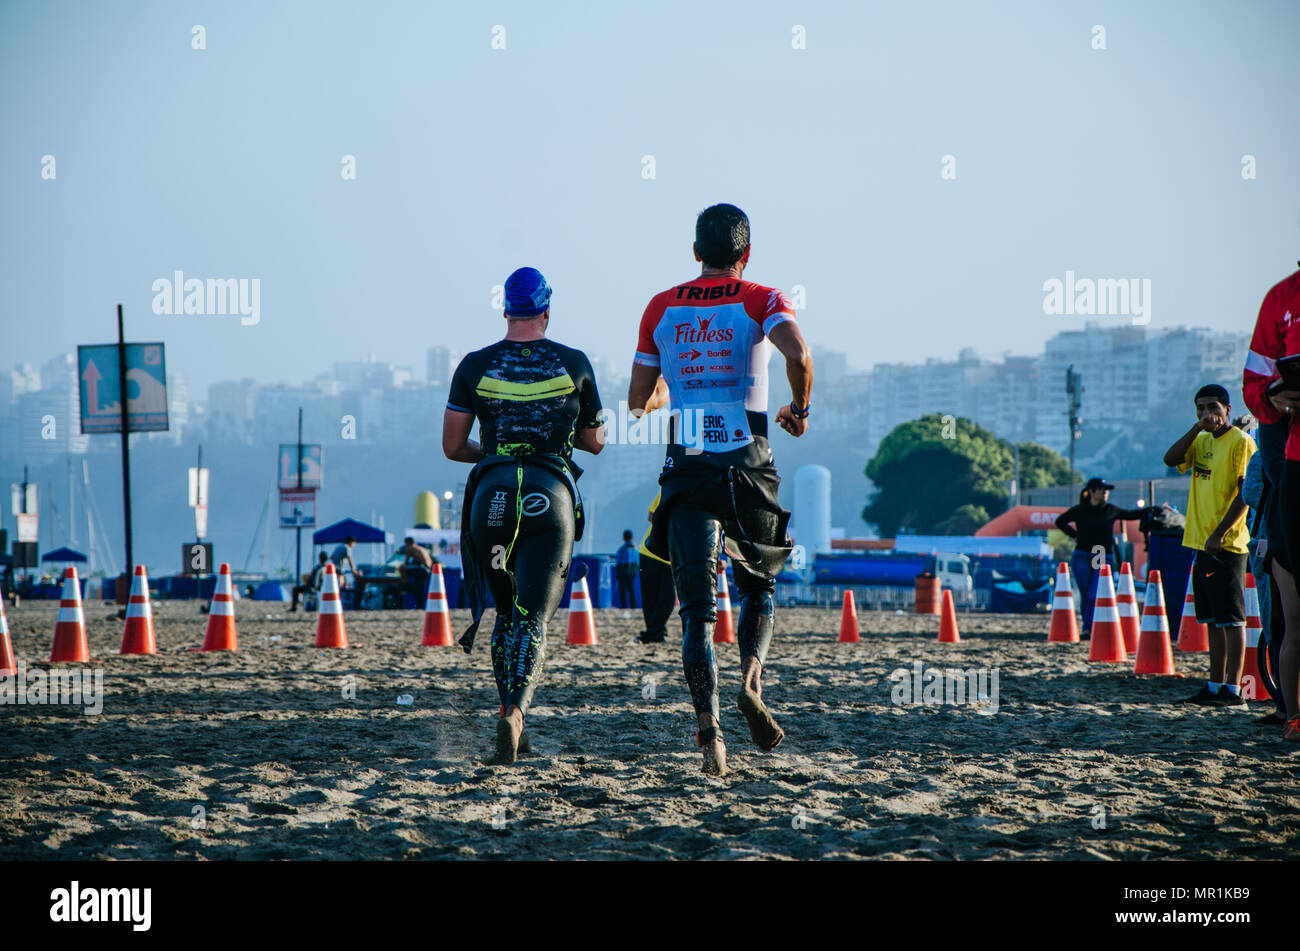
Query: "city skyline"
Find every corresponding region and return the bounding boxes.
[3,2,1295,399]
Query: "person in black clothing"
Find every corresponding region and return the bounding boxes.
[290,551,329,612]
[442,266,605,766]
[635,492,677,643]
[1055,477,1147,635]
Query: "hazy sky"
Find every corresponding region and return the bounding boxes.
[3,0,1297,400]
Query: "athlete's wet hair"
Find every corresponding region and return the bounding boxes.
[695,204,750,269]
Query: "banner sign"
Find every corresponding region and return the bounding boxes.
[77,343,169,434]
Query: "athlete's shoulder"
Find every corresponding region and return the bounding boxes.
[1263,270,1300,314]
[546,338,595,369]
[735,279,796,328]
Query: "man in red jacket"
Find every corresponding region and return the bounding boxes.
[1242,266,1300,740]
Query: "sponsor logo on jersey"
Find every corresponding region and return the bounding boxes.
[682,365,704,375]
[710,378,738,388]
[673,314,735,345]
[707,365,732,372]
[675,282,742,302]
[701,413,728,445]
[706,349,731,358]
[521,492,551,516]
[683,379,704,389]
[679,349,702,361]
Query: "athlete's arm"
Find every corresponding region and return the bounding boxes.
[768,321,814,437]
[628,366,668,416]
[442,408,483,463]
[575,426,605,455]
[574,352,607,454]
[1054,508,1077,537]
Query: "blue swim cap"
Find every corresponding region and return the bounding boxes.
[503,267,552,317]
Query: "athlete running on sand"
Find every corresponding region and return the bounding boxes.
[442,267,605,765]
[627,203,813,776]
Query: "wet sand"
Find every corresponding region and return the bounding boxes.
[1,600,1296,859]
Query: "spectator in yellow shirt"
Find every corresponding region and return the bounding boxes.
[1163,384,1256,706]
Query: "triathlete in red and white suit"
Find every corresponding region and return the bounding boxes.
[627,203,814,776]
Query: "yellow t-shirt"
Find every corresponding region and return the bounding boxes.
[1177,427,1255,553]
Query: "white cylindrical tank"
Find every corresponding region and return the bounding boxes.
[793,465,832,564]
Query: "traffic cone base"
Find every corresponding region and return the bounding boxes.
[938,589,960,643]
[1116,562,1140,655]
[566,577,598,645]
[200,563,239,651]
[1048,562,1079,643]
[0,597,15,675]
[51,567,90,663]
[421,564,454,647]
[1177,563,1209,652]
[1133,569,1178,676]
[316,563,349,648]
[120,564,157,656]
[1241,574,1271,700]
[714,569,735,644]
[1088,566,1127,662]
[839,590,860,643]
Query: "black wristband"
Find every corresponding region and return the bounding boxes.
[790,401,810,419]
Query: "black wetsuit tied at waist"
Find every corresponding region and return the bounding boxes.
[1055,502,1145,554]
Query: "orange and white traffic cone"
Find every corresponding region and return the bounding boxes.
[50,566,89,663]
[1116,562,1140,655]
[1241,573,1272,701]
[420,563,454,647]
[120,564,156,655]
[1177,562,1209,652]
[315,563,349,648]
[714,567,735,644]
[1133,569,1178,676]
[1087,566,1127,663]
[938,589,961,643]
[1048,562,1079,643]
[839,590,860,643]
[197,563,239,651]
[0,596,15,675]
[566,576,598,645]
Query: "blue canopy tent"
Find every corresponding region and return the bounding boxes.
[41,547,88,564]
[312,518,388,545]
[253,580,289,601]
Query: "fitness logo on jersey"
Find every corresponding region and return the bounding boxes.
[673,314,734,345]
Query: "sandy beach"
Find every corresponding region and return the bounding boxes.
[1,600,1296,860]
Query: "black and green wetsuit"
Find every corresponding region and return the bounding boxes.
[447,338,603,714]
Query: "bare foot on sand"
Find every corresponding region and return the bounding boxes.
[492,707,525,765]
[738,686,784,751]
[697,723,727,776]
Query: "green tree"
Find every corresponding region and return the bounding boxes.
[1014,441,1076,489]
[934,504,991,535]
[862,414,1078,536]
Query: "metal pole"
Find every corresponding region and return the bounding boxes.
[295,407,302,587]
[196,443,203,594]
[117,304,134,592]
